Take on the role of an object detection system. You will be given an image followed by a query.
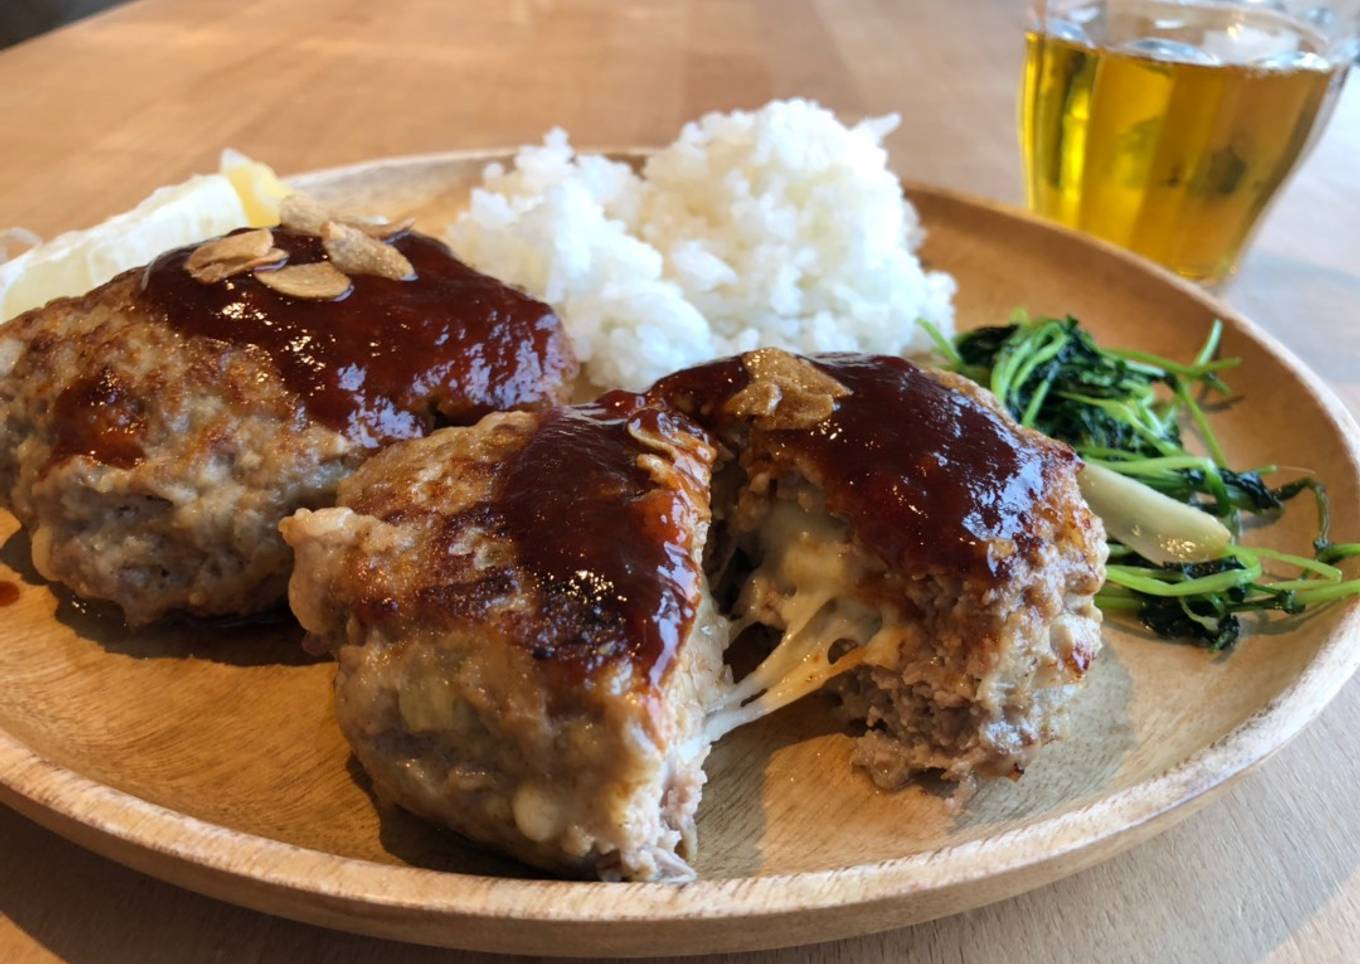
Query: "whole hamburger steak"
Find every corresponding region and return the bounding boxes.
[0,201,577,625]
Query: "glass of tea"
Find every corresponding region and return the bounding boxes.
[1021,0,1356,286]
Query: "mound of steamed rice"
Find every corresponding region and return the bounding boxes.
[447,99,957,390]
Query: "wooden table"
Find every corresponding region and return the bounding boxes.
[1,1,1357,960]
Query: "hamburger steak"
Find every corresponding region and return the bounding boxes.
[652,349,1107,787]
[282,349,1104,882]
[280,392,726,881]
[0,221,577,624]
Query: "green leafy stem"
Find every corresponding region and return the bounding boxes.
[920,312,1360,651]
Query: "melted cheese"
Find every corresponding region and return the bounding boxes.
[704,499,900,741]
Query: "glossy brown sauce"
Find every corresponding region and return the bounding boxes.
[0,581,19,607]
[497,392,706,685]
[50,368,147,468]
[653,352,1066,580]
[137,228,576,448]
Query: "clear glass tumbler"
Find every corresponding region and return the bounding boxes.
[1021,0,1357,285]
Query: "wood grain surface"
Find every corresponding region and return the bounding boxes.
[0,0,1357,961]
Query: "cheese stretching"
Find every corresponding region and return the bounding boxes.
[652,349,1107,786]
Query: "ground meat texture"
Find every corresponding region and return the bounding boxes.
[652,349,1107,787]
[280,394,726,882]
[0,229,576,625]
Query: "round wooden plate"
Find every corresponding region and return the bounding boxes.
[1,150,1358,957]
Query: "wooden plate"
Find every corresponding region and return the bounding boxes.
[1,150,1358,957]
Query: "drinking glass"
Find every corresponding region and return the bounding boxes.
[1021,0,1357,285]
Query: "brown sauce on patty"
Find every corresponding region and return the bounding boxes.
[49,368,147,468]
[0,581,19,607]
[497,392,708,685]
[652,352,1067,582]
[136,227,576,448]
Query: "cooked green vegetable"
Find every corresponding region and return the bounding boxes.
[920,312,1360,651]
[1077,462,1231,564]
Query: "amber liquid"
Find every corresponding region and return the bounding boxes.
[1021,8,1348,284]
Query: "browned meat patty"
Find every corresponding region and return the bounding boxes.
[0,224,577,625]
[652,349,1106,787]
[280,393,725,882]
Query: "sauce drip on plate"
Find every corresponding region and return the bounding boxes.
[137,228,576,448]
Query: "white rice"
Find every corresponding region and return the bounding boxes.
[447,99,956,390]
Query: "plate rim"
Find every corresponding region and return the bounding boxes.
[3,147,1360,948]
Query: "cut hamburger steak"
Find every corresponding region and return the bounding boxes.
[282,348,1104,882]
[651,349,1107,787]
[0,215,577,624]
[280,392,725,881]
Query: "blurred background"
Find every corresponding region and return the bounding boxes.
[1,0,127,48]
